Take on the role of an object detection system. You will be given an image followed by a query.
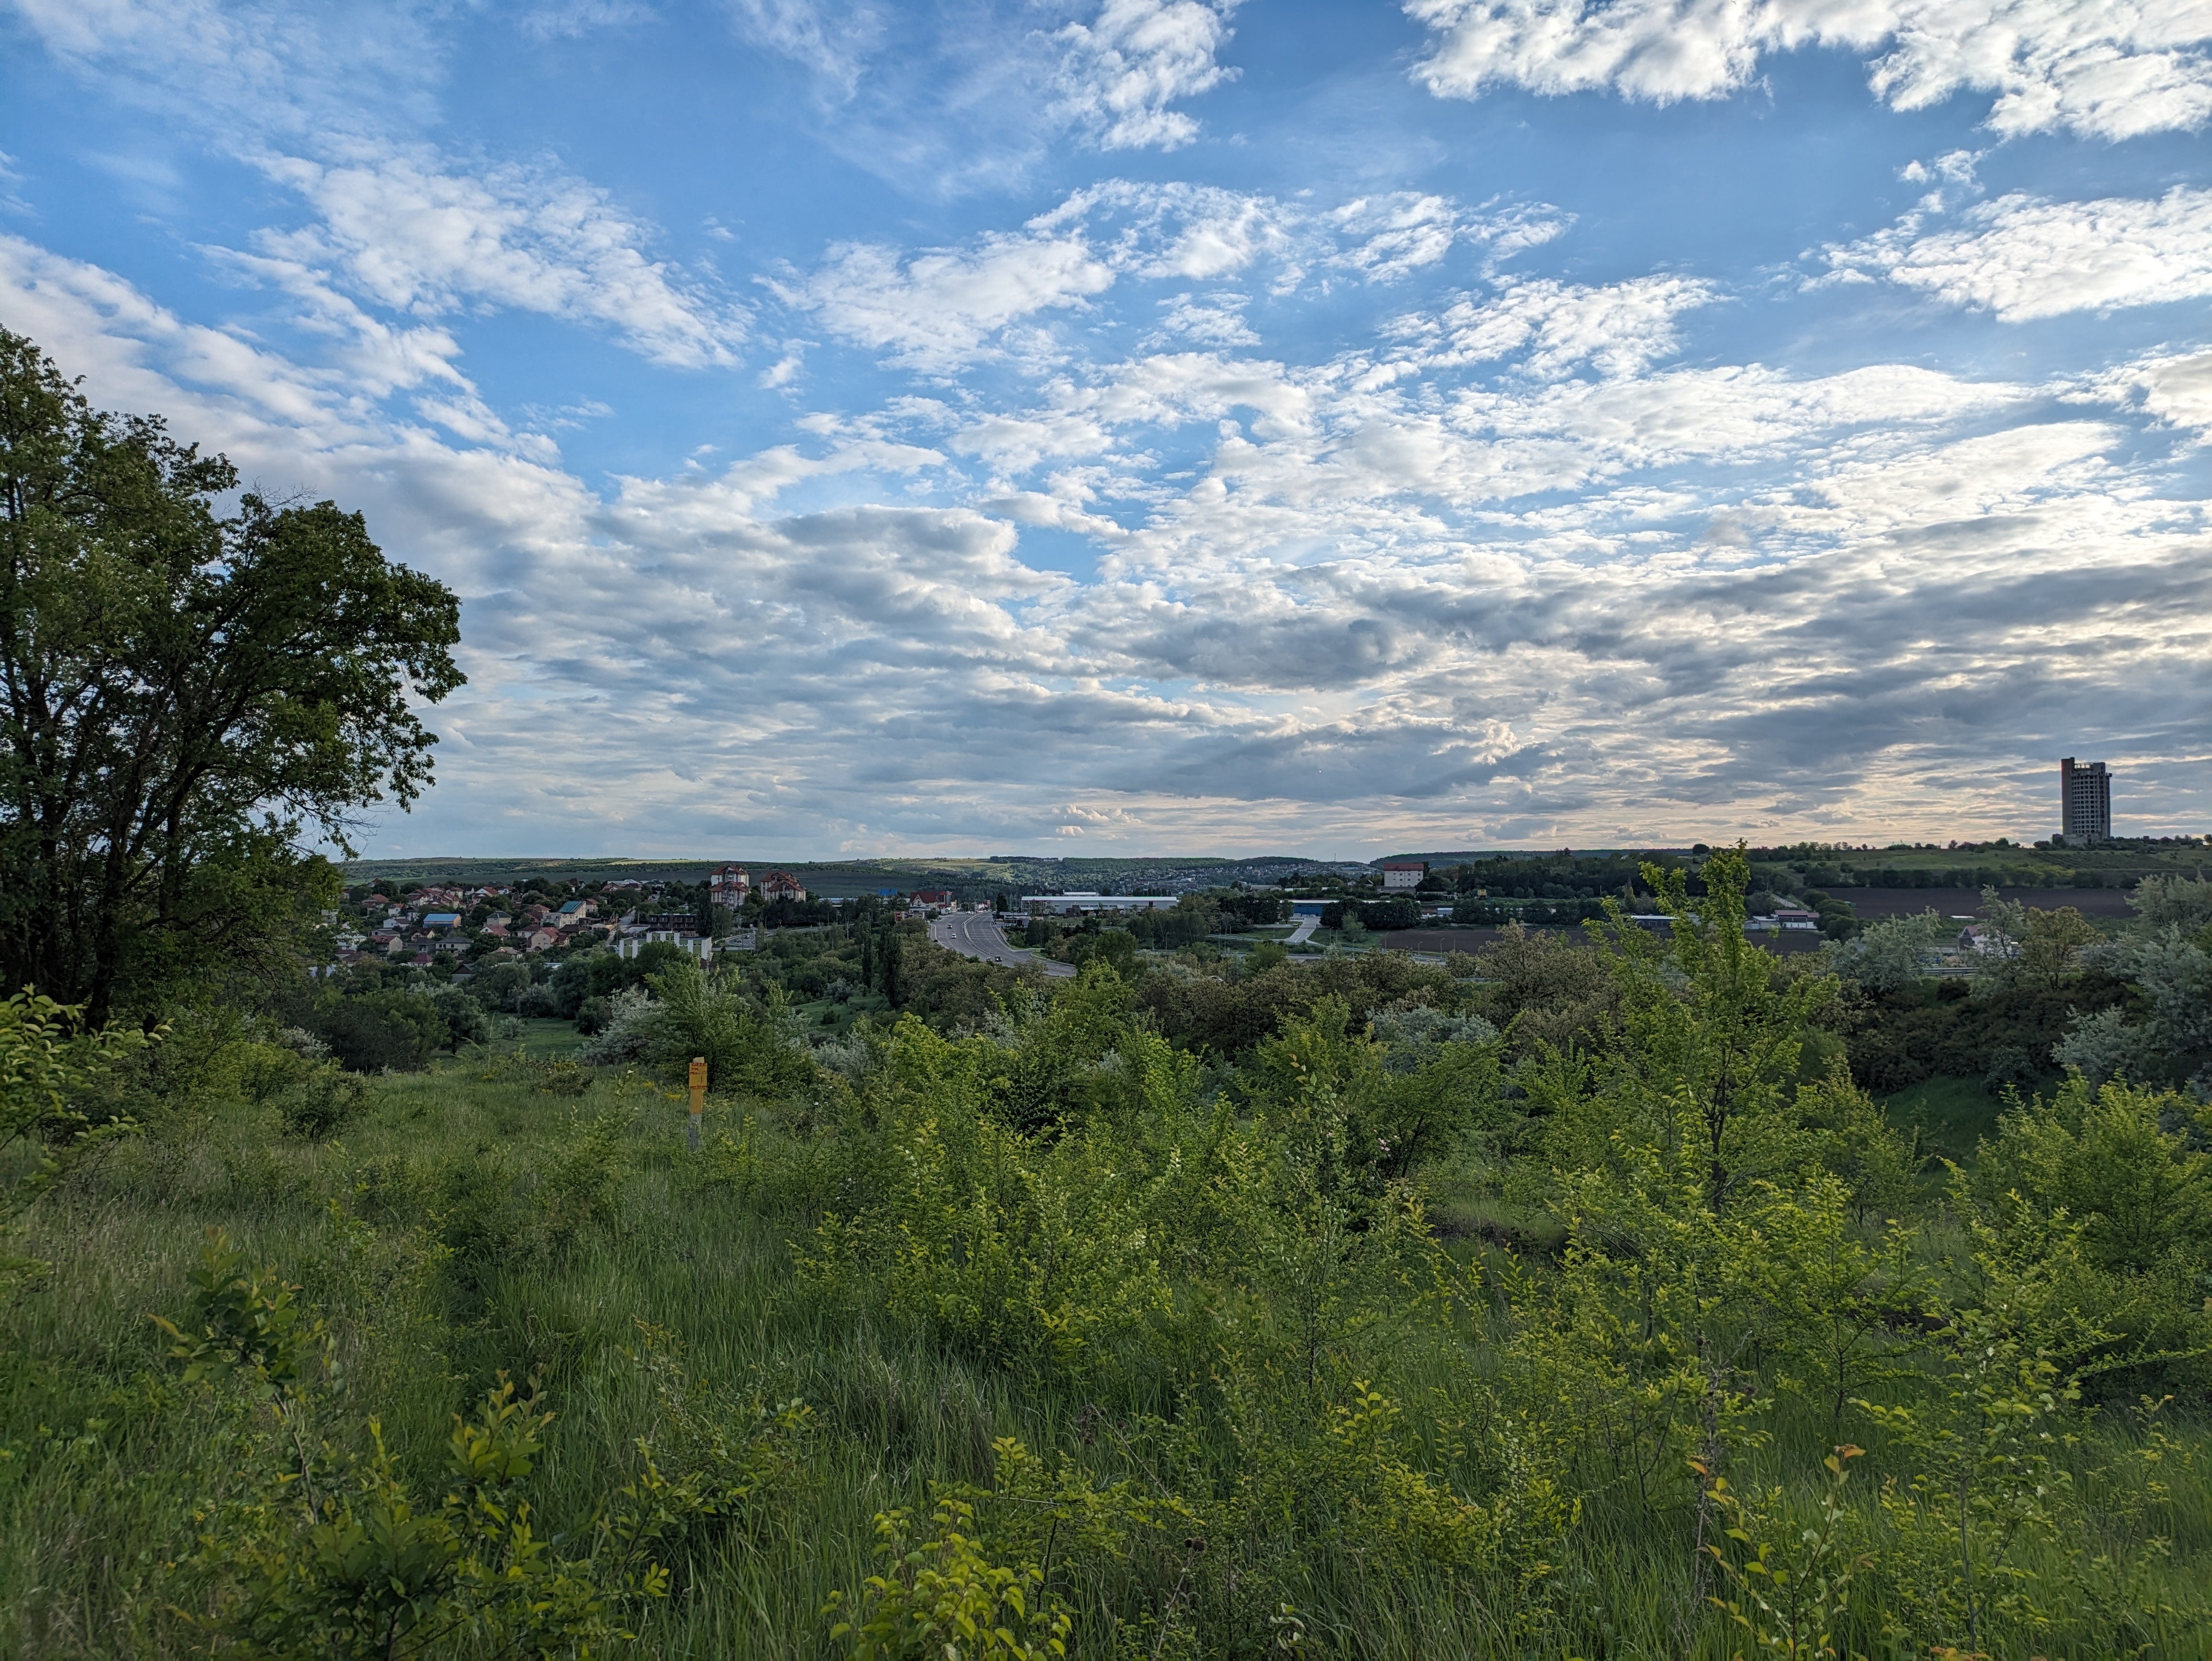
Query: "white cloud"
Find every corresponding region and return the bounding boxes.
[1421,274,1719,377]
[11,0,744,369]
[1831,186,2212,322]
[717,0,1239,192]
[518,0,653,41]
[1327,195,1465,282]
[727,0,881,93]
[2085,349,2212,435]
[7,0,445,141]
[1049,181,1297,279]
[1405,0,2212,141]
[1054,0,1241,150]
[950,409,1118,472]
[255,148,744,367]
[1150,291,1261,347]
[774,231,1115,370]
[9,190,2209,854]
[777,183,1565,370]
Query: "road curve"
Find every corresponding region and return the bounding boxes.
[929,910,1078,977]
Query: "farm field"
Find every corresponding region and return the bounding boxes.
[1377,926,1830,956]
[1844,886,2136,919]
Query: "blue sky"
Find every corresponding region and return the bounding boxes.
[3,0,2208,857]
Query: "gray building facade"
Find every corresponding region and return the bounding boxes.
[2059,756,2111,843]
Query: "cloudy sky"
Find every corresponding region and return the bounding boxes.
[3,0,2208,856]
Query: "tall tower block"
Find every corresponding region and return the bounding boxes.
[2059,757,2110,843]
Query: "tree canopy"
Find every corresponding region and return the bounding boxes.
[0,331,463,1020]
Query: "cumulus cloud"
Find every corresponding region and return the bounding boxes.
[1405,0,2212,140]
[1830,186,2212,321]
[1420,275,1719,377]
[1327,195,1465,282]
[9,103,2209,853]
[1044,180,1297,279]
[255,148,744,367]
[777,183,1567,367]
[1150,291,1261,347]
[772,231,1115,370]
[2084,349,2212,435]
[1054,0,1241,150]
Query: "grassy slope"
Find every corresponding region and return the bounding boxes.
[3,1073,951,1658]
[5,1060,2209,1658]
[1880,1074,2006,1163]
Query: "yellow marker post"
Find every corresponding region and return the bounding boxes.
[687,1055,707,1150]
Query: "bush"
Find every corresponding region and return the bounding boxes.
[516,983,564,1019]
[628,958,818,1098]
[247,1048,369,1138]
[316,990,445,1073]
[433,986,490,1050]
[579,987,657,1063]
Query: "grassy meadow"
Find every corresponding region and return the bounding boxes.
[6,858,2212,1660]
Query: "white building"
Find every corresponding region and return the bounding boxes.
[1023,892,1177,915]
[1380,862,1428,890]
[617,930,714,963]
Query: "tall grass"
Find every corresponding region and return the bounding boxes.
[4,1051,2208,1659]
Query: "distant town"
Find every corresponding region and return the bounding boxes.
[337,822,2211,976]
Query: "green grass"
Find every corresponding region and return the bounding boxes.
[1,1073,936,1657]
[1880,1073,2007,1162]
[513,1016,589,1056]
[5,1057,2209,1660]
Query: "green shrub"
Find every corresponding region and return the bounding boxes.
[826,1497,1071,1661]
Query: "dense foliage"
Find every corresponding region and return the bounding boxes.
[0,333,463,1022]
[5,848,2211,1657]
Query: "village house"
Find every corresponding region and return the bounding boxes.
[760,871,806,903]
[1959,923,2017,956]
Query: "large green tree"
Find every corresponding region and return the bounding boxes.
[0,331,463,1021]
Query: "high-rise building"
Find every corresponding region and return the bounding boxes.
[2059,757,2111,843]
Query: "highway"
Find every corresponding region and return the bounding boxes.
[929,909,1077,977]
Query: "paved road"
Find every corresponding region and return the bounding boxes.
[1286,913,1320,945]
[930,910,1077,977]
